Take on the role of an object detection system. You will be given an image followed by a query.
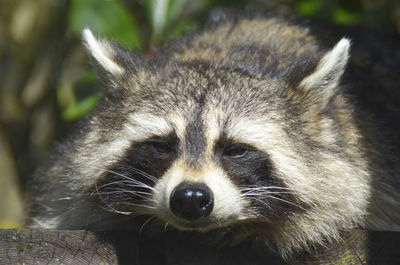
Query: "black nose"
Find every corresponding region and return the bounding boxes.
[169,182,214,220]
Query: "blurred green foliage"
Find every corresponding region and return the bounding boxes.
[69,0,141,48]
[61,72,100,121]
[145,0,187,36]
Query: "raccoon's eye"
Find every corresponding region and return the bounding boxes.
[145,141,173,155]
[223,144,248,158]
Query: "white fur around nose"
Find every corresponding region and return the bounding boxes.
[152,159,245,224]
[203,165,244,220]
[82,28,125,76]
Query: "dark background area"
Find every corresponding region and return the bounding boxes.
[0,0,399,228]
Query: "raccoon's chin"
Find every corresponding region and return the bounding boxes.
[162,215,235,231]
[167,219,220,232]
[169,217,275,234]
[165,216,253,232]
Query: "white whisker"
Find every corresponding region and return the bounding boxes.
[139,216,157,234]
[117,202,156,210]
[266,195,307,212]
[119,165,158,183]
[94,181,134,215]
[241,191,295,197]
[94,179,154,191]
[248,197,273,210]
[239,186,293,191]
[88,165,157,187]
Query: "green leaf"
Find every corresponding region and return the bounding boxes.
[62,92,100,121]
[69,0,141,49]
[165,18,195,40]
[333,7,361,25]
[60,71,100,121]
[203,0,245,7]
[145,0,187,36]
[296,0,323,16]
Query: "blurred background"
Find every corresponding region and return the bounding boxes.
[0,0,399,228]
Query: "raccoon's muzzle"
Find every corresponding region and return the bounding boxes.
[169,182,214,220]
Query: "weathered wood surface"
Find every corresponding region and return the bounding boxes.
[1,229,400,264]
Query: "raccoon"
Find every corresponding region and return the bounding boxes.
[25,10,400,258]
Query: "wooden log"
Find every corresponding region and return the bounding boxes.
[1,229,400,264]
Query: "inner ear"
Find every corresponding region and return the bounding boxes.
[299,38,351,104]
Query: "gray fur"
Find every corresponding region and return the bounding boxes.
[25,11,400,259]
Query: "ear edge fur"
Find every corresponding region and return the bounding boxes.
[82,28,126,77]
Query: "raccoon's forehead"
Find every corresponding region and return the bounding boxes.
[122,65,290,138]
[125,111,186,141]
[137,64,286,113]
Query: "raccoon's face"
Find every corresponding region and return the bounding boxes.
[82,28,369,248]
[94,62,295,231]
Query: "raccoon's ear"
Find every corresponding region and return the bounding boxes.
[82,28,142,83]
[299,38,351,104]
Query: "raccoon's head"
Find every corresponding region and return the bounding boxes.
[81,28,370,256]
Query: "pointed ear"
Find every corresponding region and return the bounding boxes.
[83,28,125,77]
[82,28,144,87]
[299,38,351,104]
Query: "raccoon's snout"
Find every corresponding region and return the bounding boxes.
[169,182,214,220]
